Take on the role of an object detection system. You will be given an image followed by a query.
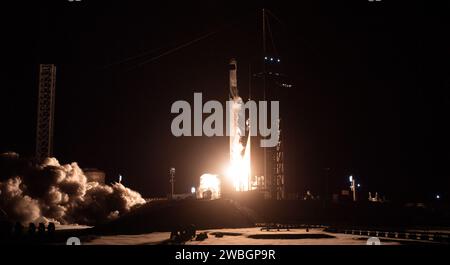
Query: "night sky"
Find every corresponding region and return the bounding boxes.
[1,0,449,201]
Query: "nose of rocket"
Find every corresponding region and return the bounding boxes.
[229,58,238,98]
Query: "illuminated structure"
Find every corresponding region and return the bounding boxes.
[36,64,56,162]
[349,175,356,202]
[270,118,284,200]
[169,167,176,199]
[83,168,106,184]
[198,174,221,199]
[250,9,288,199]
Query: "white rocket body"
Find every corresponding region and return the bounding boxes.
[228,58,251,191]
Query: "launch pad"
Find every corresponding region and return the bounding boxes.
[185,56,286,200]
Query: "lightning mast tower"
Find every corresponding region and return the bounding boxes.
[36,64,56,162]
[260,9,287,199]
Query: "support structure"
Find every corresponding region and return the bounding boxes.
[271,118,285,200]
[169,167,176,199]
[36,64,56,162]
[350,176,357,202]
[261,9,286,200]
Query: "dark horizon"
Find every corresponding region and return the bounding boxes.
[1,1,449,202]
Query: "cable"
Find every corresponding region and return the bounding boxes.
[266,9,286,28]
[135,30,218,68]
[102,46,165,69]
[102,10,253,71]
[265,14,279,57]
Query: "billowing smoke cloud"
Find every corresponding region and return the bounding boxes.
[0,153,145,225]
[0,177,41,223]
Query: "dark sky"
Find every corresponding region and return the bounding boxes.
[1,0,449,201]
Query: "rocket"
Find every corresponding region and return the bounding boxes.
[228,58,251,191]
[229,58,238,99]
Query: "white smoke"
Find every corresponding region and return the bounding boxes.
[0,177,41,223]
[0,155,145,225]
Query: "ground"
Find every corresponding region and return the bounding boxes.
[81,227,402,245]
